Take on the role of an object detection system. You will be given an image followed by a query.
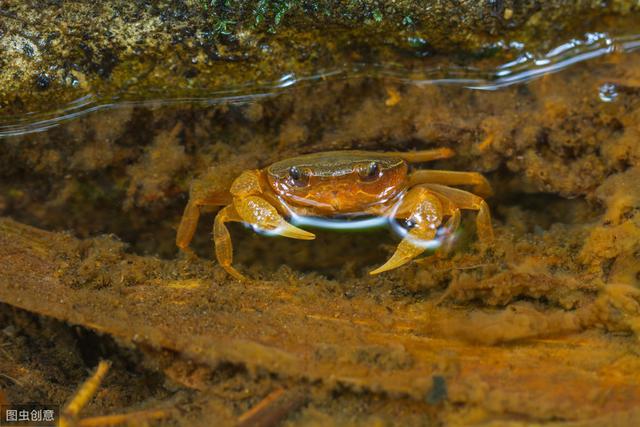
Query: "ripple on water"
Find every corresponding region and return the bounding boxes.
[1,32,639,138]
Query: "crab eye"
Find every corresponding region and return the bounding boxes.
[288,166,309,187]
[359,162,380,182]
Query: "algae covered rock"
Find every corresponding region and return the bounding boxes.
[1,0,639,124]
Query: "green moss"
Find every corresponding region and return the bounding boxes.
[372,9,383,23]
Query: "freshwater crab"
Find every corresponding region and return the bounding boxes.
[177,149,494,280]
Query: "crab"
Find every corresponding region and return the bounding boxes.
[176,149,494,280]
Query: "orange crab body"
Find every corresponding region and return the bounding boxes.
[266,151,409,214]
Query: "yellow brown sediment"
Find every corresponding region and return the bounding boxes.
[1,8,639,425]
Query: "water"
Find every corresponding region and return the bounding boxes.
[1,31,639,138]
[2,9,640,426]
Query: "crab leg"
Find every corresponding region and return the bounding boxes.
[383,148,455,163]
[370,188,443,275]
[176,200,202,252]
[422,184,494,242]
[176,192,232,252]
[408,170,493,198]
[213,205,247,280]
[444,207,461,234]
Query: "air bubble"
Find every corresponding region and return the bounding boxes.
[599,82,618,102]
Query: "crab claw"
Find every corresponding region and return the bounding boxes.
[236,195,316,240]
[369,236,430,275]
[271,220,316,240]
[371,187,443,275]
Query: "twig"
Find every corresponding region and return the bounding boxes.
[78,408,172,427]
[60,360,112,427]
[0,372,23,386]
[237,386,308,427]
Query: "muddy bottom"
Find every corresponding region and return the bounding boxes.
[1,45,640,425]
